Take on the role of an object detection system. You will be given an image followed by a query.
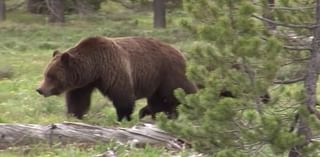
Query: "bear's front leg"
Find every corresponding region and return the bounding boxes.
[107,87,135,121]
[139,105,155,119]
[66,84,95,119]
[113,98,134,121]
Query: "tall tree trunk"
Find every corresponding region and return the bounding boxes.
[263,0,276,30]
[288,1,320,156]
[26,0,47,14]
[46,0,64,23]
[0,0,5,21]
[288,115,312,157]
[153,0,166,28]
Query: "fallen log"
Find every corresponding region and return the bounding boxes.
[0,122,187,150]
[93,150,117,157]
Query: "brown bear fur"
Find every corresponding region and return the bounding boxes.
[37,36,197,121]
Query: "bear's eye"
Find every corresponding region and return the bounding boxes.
[46,74,56,81]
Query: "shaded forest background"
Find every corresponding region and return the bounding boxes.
[0,0,320,157]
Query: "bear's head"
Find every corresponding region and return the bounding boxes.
[36,50,75,97]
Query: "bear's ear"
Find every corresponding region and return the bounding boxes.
[53,50,61,57]
[61,53,70,65]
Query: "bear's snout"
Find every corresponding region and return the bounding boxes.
[36,88,44,95]
[36,88,51,97]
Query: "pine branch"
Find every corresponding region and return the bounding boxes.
[270,6,315,11]
[276,31,313,47]
[307,105,320,120]
[273,77,305,84]
[282,57,310,66]
[283,45,312,51]
[312,135,320,142]
[289,113,299,132]
[252,14,318,29]
[261,31,312,48]
[252,2,315,11]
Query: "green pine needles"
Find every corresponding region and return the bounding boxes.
[158,0,320,156]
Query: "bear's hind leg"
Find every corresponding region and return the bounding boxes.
[139,96,162,120]
[66,84,95,119]
[139,94,177,120]
[139,105,153,119]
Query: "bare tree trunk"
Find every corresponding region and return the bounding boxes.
[0,0,5,21]
[26,0,47,14]
[263,0,276,30]
[46,0,64,23]
[0,122,186,150]
[153,0,166,28]
[288,1,320,156]
[288,115,312,157]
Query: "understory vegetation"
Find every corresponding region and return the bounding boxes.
[1,0,320,157]
[0,2,195,157]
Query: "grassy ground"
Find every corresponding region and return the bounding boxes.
[0,6,195,157]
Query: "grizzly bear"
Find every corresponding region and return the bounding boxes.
[196,63,270,104]
[36,36,197,121]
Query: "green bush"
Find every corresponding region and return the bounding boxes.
[157,0,315,156]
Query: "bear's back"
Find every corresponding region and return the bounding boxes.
[70,36,189,99]
[113,37,187,98]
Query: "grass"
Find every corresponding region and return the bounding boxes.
[0,7,195,157]
[2,4,318,157]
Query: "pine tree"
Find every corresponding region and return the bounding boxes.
[159,0,320,156]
